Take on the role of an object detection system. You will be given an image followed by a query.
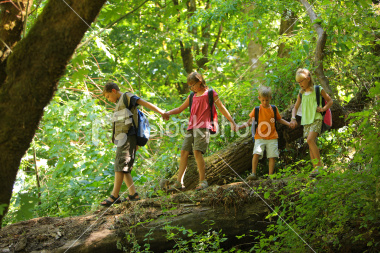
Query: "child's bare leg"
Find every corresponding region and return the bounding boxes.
[307,132,322,168]
[252,154,260,174]
[177,150,190,182]
[124,173,137,196]
[268,158,275,175]
[101,172,124,204]
[193,150,205,181]
[111,172,124,197]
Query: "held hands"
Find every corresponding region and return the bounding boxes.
[289,118,297,129]
[162,112,170,121]
[230,122,237,132]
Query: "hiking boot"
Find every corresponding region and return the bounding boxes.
[167,181,183,192]
[196,180,208,191]
[246,173,258,181]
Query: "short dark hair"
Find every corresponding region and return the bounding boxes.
[103,82,120,95]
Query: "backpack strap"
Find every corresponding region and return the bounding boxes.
[122,92,129,108]
[189,92,195,112]
[251,106,260,141]
[208,88,214,120]
[271,105,277,130]
[315,85,320,107]
[315,85,326,116]
[254,106,260,128]
[122,92,138,131]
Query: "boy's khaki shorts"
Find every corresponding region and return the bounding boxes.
[181,128,210,154]
[114,135,136,173]
[253,138,279,159]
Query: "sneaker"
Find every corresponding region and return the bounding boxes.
[196,180,208,191]
[167,181,183,192]
[246,173,258,181]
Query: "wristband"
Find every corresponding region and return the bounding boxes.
[291,117,296,120]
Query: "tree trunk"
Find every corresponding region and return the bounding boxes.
[0,0,107,226]
[247,34,264,73]
[278,10,297,58]
[0,182,274,252]
[177,0,196,94]
[246,5,263,75]
[0,0,33,85]
[195,0,211,70]
[178,0,219,94]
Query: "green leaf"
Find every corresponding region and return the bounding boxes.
[14,193,39,222]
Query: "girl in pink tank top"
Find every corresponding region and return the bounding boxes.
[164,72,237,191]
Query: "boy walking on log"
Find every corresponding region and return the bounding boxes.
[100,82,167,206]
[237,86,290,180]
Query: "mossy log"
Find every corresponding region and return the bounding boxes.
[0,181,280,253]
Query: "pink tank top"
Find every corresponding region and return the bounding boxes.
[187,89,217,130]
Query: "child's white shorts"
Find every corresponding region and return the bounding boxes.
[253,139,279,159]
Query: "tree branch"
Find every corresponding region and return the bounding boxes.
[211,18,223,55]
[299,0,333,95]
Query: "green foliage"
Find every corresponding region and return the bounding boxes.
[120,221,252,253]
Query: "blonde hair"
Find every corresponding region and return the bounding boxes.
[258,86,272,98]
[296,68,314,94]
[187,72,206,88]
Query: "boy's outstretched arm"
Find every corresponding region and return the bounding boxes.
[278,118,290,127]
[137,99,166,116]
[214,95,237,131]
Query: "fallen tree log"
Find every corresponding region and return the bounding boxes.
[0,181,282,253]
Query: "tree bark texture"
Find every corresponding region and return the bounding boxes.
[0,0,107,226]
[179,0,197,77]
[195,0,211,70]
[0,182,274,253]
[299,0,333,95]
[246,5,264,75]
[278,10,297,58]
[0,0,33,85]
